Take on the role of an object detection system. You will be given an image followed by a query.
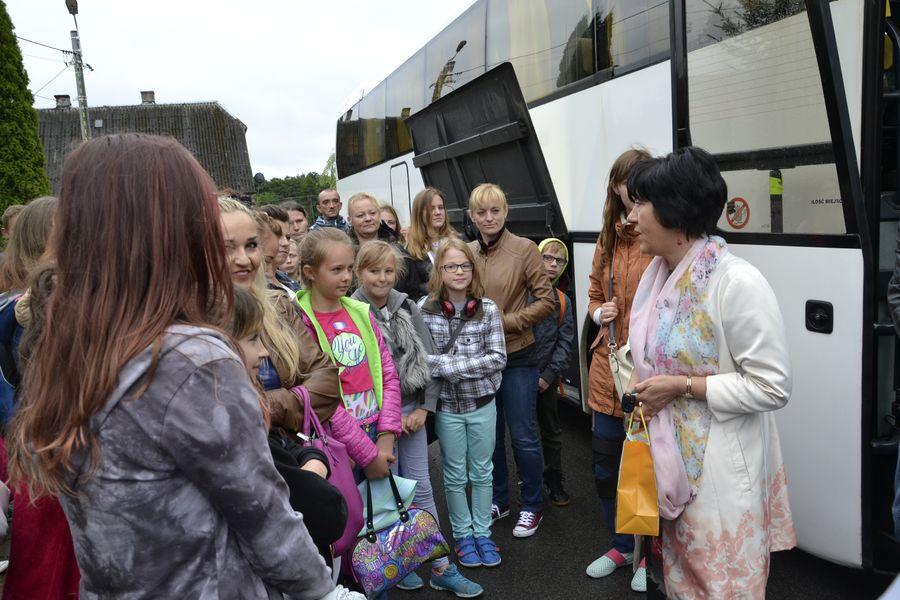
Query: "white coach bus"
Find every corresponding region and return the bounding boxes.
[335,0,898,573]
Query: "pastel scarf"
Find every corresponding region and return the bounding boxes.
[629,236,727,519]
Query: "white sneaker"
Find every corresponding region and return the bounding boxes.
[631,559,647,592]
[317,584,366,600]
[586,549,634,578]
[512,510,543,538]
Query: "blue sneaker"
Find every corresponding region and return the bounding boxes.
[473,536,501,567]
[396,570,424,591]
[429,564,483,598]
[454,536,481,568]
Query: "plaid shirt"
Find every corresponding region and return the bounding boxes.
[417,298,507,414]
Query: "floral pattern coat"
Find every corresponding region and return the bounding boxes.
[660,253,796,599]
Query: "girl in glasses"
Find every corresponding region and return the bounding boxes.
[418,238,506,576]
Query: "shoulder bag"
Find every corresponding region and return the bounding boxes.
[351,473,449,595]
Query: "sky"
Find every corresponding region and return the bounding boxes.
[7,0,477,178]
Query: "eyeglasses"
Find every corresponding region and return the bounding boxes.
[440,262,474,273]
[542,255,566,267]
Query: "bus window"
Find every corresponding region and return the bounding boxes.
[425,1,486,103]
[486,0,595,103]
[359,82,386,169]
[686,1,845,235]
[336,102,363,179]
[595,0,670,76]
[386,50,426,157]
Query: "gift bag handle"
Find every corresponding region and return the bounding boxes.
[625,403,650,446]
[363,473,409,543]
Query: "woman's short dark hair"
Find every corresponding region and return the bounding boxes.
[627,146,727,239]
[258,204,289,223]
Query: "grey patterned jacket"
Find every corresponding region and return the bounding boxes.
[59,326,333,599]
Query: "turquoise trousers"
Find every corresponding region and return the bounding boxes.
[435,400,497,540]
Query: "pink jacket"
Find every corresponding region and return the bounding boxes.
[298,309,402,468]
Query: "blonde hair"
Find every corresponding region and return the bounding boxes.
[218,196,300,384]
[468,183,508,212]
[299,227,355,288]
[347,192,378,214]
[0,196,58,292]
[405,187,457,260]
[283,239,302,278]
[427,237,484,301]
[355,240,407,280]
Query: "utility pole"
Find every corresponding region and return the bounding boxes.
[66,0,90,140]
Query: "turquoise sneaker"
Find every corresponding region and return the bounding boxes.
[396,570,424,591]
[429,564,484,598]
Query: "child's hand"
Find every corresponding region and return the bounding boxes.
[364,449,394,479]
[538,377,550,392]
[376,433,396,457]
[403,409,429,435]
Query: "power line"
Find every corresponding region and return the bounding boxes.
[23,53,68,63]
[32,65,70,96]
[14,34,73,55]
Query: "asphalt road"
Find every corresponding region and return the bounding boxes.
[404,401,896,600]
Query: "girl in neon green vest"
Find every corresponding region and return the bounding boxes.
[296,228,402,481]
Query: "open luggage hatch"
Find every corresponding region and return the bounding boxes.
[405,62,566,240]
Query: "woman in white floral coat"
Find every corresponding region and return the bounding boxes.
[624,147,795,599]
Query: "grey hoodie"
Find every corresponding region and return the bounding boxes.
[59,326,332,599]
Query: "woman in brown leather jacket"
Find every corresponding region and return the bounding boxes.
[584,149,652,591]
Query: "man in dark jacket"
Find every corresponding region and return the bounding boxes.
[533,238,576,506]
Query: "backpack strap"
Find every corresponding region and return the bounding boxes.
[556,289,566,326]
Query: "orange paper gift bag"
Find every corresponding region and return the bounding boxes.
[615,405,659,536]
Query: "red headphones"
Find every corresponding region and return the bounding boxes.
[440,298,480,319]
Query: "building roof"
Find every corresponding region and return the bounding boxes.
[37,98,254,194]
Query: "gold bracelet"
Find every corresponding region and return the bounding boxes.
[686,375,693,398]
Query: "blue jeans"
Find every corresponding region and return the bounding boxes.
[435,401,497,539]
[492,366,544,512]
[593,411,635,554]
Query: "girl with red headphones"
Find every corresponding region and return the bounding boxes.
[418,238,507,574]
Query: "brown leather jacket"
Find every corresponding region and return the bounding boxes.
[586,222,652,417]
[265,293,342,431]
[469,229,555,354]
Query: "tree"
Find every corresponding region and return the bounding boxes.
[321,151,336,190]
[0,1,51,211]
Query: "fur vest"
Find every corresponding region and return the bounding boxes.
[376,302,431,396]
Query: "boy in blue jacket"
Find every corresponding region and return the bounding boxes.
[533,238,576,506]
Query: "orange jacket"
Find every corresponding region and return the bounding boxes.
[586,222,652,417]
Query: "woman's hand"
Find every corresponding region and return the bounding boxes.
[634,375,687,419]
[300,458,329,478]
[599,298,619,325]
[403,409,428,435]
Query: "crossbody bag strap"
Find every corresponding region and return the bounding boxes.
[607,241,617,350]
[442,318,467,355]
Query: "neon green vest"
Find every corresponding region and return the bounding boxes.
[295,290,383,410]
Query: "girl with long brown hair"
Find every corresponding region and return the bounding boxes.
[403,187,458,300]
[584,147,653,591]
[6,134,346,599]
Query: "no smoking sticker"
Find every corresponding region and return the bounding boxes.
[727,197,749,229]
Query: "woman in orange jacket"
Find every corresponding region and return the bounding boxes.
[584,148,653,591]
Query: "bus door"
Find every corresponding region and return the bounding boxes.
[675,0,874,568]
[404,63,581,393]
